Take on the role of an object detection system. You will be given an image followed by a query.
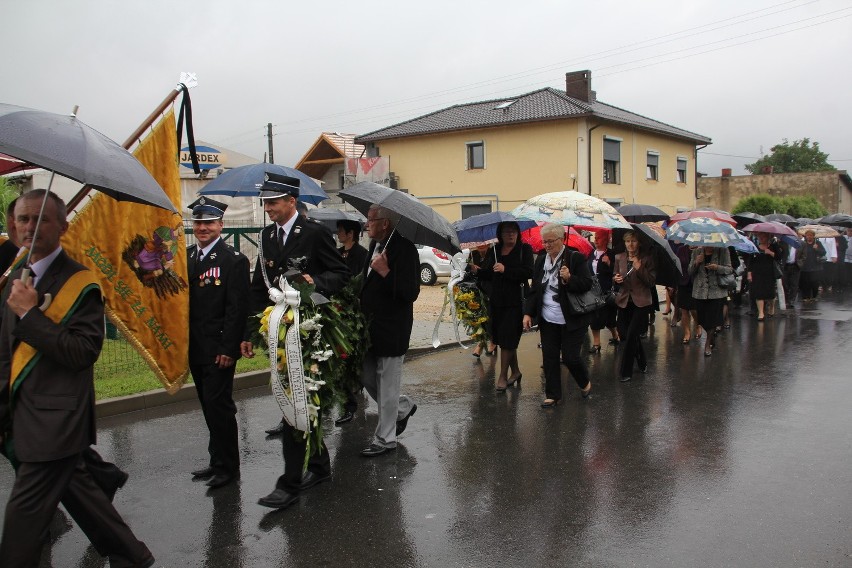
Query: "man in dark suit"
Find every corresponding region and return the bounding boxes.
[0,190,153,567]
[239,173,350,510]
[358,205,420,457]
[186,197,250,490]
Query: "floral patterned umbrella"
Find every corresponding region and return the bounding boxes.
[666,217,749,248]
[510,191,631,230]
[670,209,736,227]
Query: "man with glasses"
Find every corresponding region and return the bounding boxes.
[358,205,420,457]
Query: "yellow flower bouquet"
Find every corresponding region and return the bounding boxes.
[452,281,491,346]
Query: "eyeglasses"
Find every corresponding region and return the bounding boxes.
[542,238,562,245]
[366,217,386,224]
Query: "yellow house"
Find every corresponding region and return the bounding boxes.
[355,70,711,222]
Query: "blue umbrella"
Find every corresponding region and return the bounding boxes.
[452,212,537,246]
[197,163,328,205]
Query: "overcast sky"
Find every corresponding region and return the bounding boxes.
[4,0,850,179]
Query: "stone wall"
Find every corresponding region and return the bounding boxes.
[697,171,852,214]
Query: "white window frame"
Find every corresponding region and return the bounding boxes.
[646,150,659,181]
[676,156,688,183]
[466,141,485,170]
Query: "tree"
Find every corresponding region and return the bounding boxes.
[745,138,836,174]
[0,177,20,232]
[731,194,827,218]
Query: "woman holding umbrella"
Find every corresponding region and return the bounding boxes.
[477,221,534,391]
[523,223,594,406]
[747,232,781,320]
[799,229,826,301]
[588,229,619,352]
[689,246,733,356]
[613,231,657,382]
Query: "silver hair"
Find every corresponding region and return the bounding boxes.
[369,204,400,226]
[540,222,564,240]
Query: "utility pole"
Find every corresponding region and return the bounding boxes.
[267,123,275,164]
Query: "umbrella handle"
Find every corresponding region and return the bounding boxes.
[20,268,52,312]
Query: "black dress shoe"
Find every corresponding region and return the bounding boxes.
[620,376,632,382]
[299,470,331,491]
[396,404,418,436]
[334,411,354,426]
[257,489,299,510]
[191,466,214,479]
[104,470,129,502]
[265,421,286,436]
[360,443,395,457]
[206,474,236,489]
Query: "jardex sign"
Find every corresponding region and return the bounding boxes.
[180,145,226,170]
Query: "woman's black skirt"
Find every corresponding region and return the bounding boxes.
[490,304,523,349]
[695,297,725,330]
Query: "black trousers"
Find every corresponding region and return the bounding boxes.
[800,271,821,299]
[276,420,331,494]
[191,362,239,476]
[82,447,127,499]
[617,302,650,378]
[538,320,590,400]
[0,453,151,568]
[782,263,800,305]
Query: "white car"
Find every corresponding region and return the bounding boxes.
[416,245,452,285]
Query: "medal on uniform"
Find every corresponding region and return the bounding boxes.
[215,279,221,286]
[212,267,221,286]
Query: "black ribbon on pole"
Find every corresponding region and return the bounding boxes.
[176,83,200,175]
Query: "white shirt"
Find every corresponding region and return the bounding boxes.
[277,212,299,244]
[29,246,63,288]
[541,247,566,325]
[819,237,837,262]
[197,237,221,261]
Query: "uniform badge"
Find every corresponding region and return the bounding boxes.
[266,259,275,267]
[215,279,221,286]
[209,252,217,260]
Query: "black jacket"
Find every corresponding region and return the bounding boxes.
[360,234,420,357]
[188,239,250,365]
[525,248,594,331]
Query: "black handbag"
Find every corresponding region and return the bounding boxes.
[564,276,607,315]
[716,270,736,291]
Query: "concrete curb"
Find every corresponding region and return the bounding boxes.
[95,341,464,419]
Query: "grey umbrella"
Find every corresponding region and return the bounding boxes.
[765,213,798,226]
[732,212,767,227]
[340,182,461,254]
[818,213,852,228]
[616,203,669,222]
[307,208,366,232]
[0,103,175,212]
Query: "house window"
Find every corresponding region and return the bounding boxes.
[676,157,688,183]
[646,152,659,181]
[461,202,492,219]
[603,138,620,184]
[467,141,485,170]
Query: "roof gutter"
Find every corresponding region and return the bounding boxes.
[694,144,709,201]
[587,123,601,195]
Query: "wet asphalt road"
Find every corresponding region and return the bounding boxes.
[2,296,852,567]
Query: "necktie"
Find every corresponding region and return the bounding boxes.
[197,250,204,263]
[278,227,286,247]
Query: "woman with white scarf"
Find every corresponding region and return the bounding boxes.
[523,223,594,407]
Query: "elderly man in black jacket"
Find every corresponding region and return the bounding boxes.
[358,205,420,457]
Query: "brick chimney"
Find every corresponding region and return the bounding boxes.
[566,70,592,102]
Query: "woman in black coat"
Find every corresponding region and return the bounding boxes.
[747,232,781,321]
[523,223,594,407]
[477,221,534,392]
[588,229,619,352]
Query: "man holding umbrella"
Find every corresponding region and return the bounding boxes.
[240,173,350,510]
[0,190,154,567]
[358,205,420,457]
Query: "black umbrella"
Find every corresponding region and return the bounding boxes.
[340,182,461,254]
[0,103,175,212]
[307,208,366,232]
[732,212,767,227]
[818,213,852,228]
[616,203,669,222]
[613,223,682,288]
[797,217,815,225]
[766,213,798,226]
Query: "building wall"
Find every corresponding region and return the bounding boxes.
[373,120,699,222]
[697,171,851,214]
[588,125,698,213]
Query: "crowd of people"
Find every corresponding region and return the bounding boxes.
[462,220,852,402]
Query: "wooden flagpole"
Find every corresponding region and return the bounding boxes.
[66,88,182,212]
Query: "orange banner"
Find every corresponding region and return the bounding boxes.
[62,109,189,393]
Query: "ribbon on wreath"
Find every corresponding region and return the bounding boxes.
[431,250,470,348]
[267,279,312,433]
